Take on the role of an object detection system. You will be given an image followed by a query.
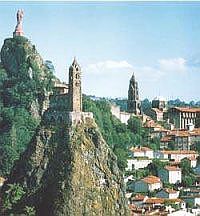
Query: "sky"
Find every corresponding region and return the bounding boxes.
[0,2,199,101]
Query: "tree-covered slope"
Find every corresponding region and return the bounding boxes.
[83,96,138,170]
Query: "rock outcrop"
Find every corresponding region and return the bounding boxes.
[0,36,53,117]
[0,36,54,176]
[2,115,129,215]
[0,36,129,216]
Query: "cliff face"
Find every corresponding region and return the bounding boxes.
[3,115,129,215]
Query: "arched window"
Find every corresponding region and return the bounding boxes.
[76,73,79,79]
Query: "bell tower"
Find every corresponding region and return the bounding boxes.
[127,73,141,115]
[68,57,82,112]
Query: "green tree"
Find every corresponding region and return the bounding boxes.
[127,116,142,135]
[2,183,25,211]
[83,96,135,171]
[147,159,168,176]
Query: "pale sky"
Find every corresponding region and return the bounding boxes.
[0,2,200,101]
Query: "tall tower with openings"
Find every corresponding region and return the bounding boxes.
[68,57,82,112]
[127,73,141,115]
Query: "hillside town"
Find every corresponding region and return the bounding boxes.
[0,6,199,216]
[111,74,200,215]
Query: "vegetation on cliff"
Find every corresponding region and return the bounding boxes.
[1,116,129,216]
[0,36,54,176]
[83,96,147,170]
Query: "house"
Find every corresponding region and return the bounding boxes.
[155,150,198,162]
[130,146,154,159]
[182,195,200,207]
[156,188,179,199]
[128,204,144,215]
[158,166,181,184]
[133,175,162,192]
[126,158,152,171]
[148,108,165,122]
[167,107,200,129]
[143,197,185,209]
[160,135,172,149]
[184,156,197,168]
[124,175,134,184]
[159,128,200,150]
[168,209,194,216]
[130,194,148,207]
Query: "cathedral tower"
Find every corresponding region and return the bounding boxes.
[68,57,82,112]
[127,73,141,115]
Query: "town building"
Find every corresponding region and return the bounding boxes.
[156,188,179,199]
[110,104,132,124]
[154,150,198,162]
[182,195,200,207]
[133,175,162,192]
[158,166,182,184]
[159,128,200,150]
[143,198,185,209]
[167,107,200,129]
[146,96,167,122]
[127,73,142,115]
[152,97,167,110]
[130,146,154,159]
[126,158,152,171]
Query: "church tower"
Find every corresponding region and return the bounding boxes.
[68,57,82,112]
[127,73,141,115]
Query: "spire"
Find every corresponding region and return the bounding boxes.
[130,72,135,82]
[70,57,81,71]
[72,56,79,67]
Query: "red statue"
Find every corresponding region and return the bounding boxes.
[13,9,24,36]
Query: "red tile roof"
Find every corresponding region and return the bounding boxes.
[161,150,197,155]
[169,130,190,137]
[145,197,183,204]
[164,166,181,171]
[131,194,145,201]
[160,136,172,142]
[163,188,178,194]
[190,128,200,136]
[142,175,161,184]
[173,107,200,113]
[130,146,152,153]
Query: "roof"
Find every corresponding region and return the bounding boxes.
[164,166,181,171]
[144,119,163,129]
[160,136,172,142]
[172,107,200,113]
[188,156,197,161]
[130,146,152,153]
[163,188,178,194]
[160,150,197,155]
[131,194,145,201]
[169,130,190,137]
[142,175,161,184]
[189,128,200,136]
[145,198,164,204]
[145,198,183,204]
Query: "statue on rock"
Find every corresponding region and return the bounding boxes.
[13,9,24,37]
